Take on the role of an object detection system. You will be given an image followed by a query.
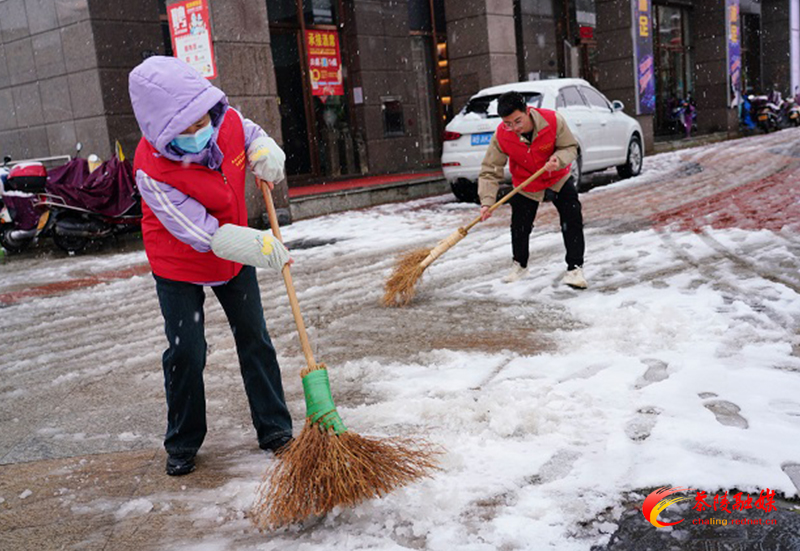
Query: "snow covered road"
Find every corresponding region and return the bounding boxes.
[1,129,800,550]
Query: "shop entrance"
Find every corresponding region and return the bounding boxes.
[653,3,694,135]
[267,0,359,182]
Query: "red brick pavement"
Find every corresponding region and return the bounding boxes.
[650,164,800,233]
[0,264,151,306]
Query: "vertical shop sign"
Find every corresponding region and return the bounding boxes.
[168,0,217,80]
[305,30,344,96]
[727,0,742,106]
[631,0,655,115]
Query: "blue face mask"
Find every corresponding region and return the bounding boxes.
[171,122,214,153]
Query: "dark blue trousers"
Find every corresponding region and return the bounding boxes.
[154,266,292,456]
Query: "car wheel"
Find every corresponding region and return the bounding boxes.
[450,178,479,203]
[569,154,582,188]
[617,136,643,179]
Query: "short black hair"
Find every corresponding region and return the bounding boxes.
[497,91,526,117]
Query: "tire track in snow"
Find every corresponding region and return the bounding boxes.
[655,228,796,331]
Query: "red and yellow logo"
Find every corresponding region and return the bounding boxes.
[642,486,692,528]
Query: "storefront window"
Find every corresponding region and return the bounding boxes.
[409,0,432,32]
[157,0,173,56]
[382,98,405,136]
[410,35,438,160]
[517,0,560,80]
[267,0,298,25]
[267,0,359,181]
[272,31,312,175]
[303,0,334,26]
[654,4,694,135]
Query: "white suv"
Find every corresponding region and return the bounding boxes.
[441,78,644,202]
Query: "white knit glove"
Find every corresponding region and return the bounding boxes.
[210,224,289,271]
[247,136,286,183]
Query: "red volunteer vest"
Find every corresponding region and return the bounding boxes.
[496,107,571,193]
[134,109,248,283]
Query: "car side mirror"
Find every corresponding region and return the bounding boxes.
[612,100,624,112]
[2,156,10,165]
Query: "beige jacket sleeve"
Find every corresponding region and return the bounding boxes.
[552,112,579,169]
[477,135,507,207]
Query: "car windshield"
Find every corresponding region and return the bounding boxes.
[463,92,543,119]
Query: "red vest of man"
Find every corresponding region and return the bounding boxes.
[135,109,248,283]
[495,107,571,193]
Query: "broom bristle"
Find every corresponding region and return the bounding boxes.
[251,420,440,529]
[382,248,432,307]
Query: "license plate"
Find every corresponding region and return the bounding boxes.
[471,132,493,146]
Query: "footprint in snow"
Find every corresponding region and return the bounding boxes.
[525,449,581,485]
[625,406,661,441]
[781,463,800,495]
[700,395,749,429]
[634,358,670,389]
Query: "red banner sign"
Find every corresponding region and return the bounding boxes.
[305,30,344,96]
[168,0,217,80]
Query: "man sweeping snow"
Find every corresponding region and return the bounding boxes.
[478,91,587,288]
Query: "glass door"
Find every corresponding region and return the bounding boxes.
[271,30,314,176]
[653,4,694,135]
[267,0,359,181]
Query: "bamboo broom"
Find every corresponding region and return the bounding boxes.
[383,166,549,307]
[251,179,439,529]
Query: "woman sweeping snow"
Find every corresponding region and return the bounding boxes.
[129,56,293,476]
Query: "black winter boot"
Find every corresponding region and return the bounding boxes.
[166,453,196,476]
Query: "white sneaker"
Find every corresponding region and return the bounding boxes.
[502,262,528,283]
[562,266,587,289]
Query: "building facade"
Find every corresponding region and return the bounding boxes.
[1,0,797,217]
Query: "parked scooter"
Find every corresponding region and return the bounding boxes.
[42,148,141,253]
[0,145,141,254]
[777,95,800,128]
[0,158,54,253]
[748,95,777,133]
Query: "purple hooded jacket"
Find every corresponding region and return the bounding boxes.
[128,56,269,275]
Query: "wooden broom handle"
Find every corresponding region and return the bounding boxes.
[462,165,550,233]
[258,178,317,370]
